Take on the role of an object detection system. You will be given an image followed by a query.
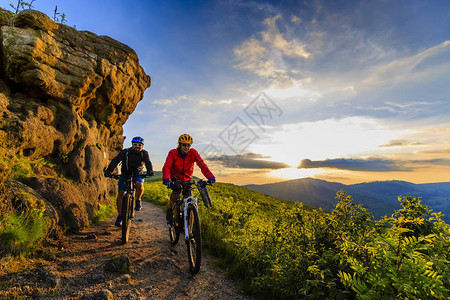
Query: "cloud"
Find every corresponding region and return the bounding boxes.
[262,15,310,58]
[297,158,411,172]
[207,153,290,169]
[290,14,302,24]
[152,99,177,105]
[378,139,425,147]
[233,14,310,84]
[418,149,450,154]
[363,41,450,87]
[298,156,450,172]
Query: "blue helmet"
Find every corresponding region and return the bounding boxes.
[131,136,144,145]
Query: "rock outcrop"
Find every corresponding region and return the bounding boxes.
[0,9,151,234]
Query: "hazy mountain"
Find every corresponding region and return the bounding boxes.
[245,178,450,222]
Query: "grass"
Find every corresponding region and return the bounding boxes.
[0,209,47,256]
[0,156,57,181]
[92,200,117,223]
[142,180,170,208]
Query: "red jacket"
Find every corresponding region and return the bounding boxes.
[162,148,214,182]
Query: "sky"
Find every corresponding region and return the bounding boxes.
[3,0,450,185]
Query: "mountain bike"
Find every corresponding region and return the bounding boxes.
[110,173,150,244]
[167,179,212,274]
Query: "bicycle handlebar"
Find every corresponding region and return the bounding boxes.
[170,179,211,189]
[107,172,153,179]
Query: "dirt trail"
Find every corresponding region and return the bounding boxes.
[4,201,249,299]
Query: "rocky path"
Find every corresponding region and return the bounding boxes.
[2,201,249,299]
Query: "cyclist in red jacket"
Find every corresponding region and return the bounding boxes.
[162,134,215,222]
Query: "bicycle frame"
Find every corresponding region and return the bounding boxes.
[110,173,148,244]
[168,179,211,274]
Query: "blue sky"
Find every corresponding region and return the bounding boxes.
[4,0,450,184]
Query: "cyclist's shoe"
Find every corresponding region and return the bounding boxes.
[115,215,122,227]
[166,207,173,223]
[135,200,141,211]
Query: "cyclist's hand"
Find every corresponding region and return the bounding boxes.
[148,171,154,177]
[104,171,112,178]
[208,178,216,185]
[163,179,170,188]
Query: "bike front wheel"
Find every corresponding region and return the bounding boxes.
[121,194,132,244]
[169,204,181,245]
[186,203,201,274]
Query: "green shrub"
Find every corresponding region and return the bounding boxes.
[0,156,56,181]
[0,209,46,255]
[92,201,116,223]
[339,196,450,299]
[143,182,450,299]
[142,182,170,208]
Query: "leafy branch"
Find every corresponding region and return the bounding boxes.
[53,5,66,24]
[9,0,35,26]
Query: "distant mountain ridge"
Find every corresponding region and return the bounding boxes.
[245,178,450,222]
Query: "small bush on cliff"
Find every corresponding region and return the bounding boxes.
[7,0,35,26]
[0,156,56,181]
[0,209,46,255]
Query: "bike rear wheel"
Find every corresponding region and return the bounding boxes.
[169,204,181,245]
[121,193,132,244]
[186,203,201,274]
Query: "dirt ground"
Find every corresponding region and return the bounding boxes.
[1,201,250,299]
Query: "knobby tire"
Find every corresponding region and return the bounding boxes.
[121,193,132,244]
[169,204,181,245]
[186,203,201,274]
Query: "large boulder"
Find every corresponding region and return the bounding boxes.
[0,9,151,233]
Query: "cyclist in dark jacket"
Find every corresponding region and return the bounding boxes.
[105,136,154,226]
[162,134,215,222]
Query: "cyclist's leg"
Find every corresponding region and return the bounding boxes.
[133,176,144,210]
[166,191,180,222]
[117,190,125,215]
[133,177,144,201]
[169,192,180,209]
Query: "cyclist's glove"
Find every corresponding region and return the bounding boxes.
[208,177,216,185]
[104,171,112,178]
[163,179,171,188]
[148,171,154,177]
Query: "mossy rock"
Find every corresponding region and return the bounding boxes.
[105,255,131,274]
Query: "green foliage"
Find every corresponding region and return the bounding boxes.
[0,156,56,181]
[5,1,69,26]
[9,0,35,14]
[92,201,116,223]
[143,182,450,299]
[0,209,46,255]
[52,5,66,24]
[339,196,450,299]
[7,0,34,26]
[142,181,170,208]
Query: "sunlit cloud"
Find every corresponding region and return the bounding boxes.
[252,116,396,166]
[362,41,450,87]
[298,157,411,172]
[233,14,310,85]
[262,15,310,58]
[297,157,450,172]
[418,149,450,154]
[378,139,425,148]
[290,14,302,24]
[207,153,290,169]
